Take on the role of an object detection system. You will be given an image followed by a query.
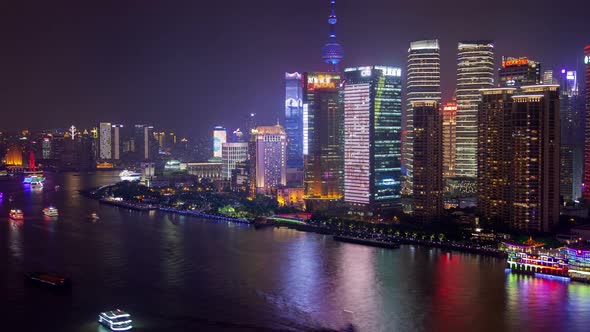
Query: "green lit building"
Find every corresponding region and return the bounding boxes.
[343,66,403,212]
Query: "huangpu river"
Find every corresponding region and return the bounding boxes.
[1,172,589,331]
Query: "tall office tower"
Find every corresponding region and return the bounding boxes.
[285,72,304,186]
[455,41,494,181]
[561,145,575,202]
[559,69,583,201]
[154,131,166,152]
[99,122,112,160]
[478,88,516,224]
[498,57,541,88]
[304,85,343,207]
[543,69,555,84]
[343,66,403,212]
[212,126,227,160]
[42,137,51,160]
[134,125,155,161]
[221,142,249,180]
[511,85,560,232]
[251,125,287,194]
[442,100,457,178]
[302,72,342,154]
[321,0,343,72]
[111,124,123,160]
[404,40,441,191]
[412,101,443,222]
[585,46,590,202]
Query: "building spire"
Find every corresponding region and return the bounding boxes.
[321,0,343,71]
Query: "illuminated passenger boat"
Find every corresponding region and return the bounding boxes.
[43,206,59,217]
[9,209,24,220]
[566,245,590,282]
[119,170,141,181]
[23,174,45,184]
[99,309,133,331]
[503,238,568,277]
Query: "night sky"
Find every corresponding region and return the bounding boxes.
[2,0,588,137]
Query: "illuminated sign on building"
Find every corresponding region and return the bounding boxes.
[306,73,340,92]
[345,66,402,77]
[501,57,529,68]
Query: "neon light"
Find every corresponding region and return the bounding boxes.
[501,58,529,67]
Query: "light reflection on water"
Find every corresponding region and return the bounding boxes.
[1,172,590,331]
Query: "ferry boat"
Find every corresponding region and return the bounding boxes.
[119,170,141,181]
[9,209,24,220]
[23,174,45,185]
[503,238,568,277]
[43,206,59,217]
[25,272,70,287]
[98,309,133,331]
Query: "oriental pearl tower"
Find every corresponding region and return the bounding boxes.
[321,0,344,72]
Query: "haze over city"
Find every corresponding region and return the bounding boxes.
[1,0,587,135]
[2,0,590,331]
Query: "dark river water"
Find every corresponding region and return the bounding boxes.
[0,172,589,332]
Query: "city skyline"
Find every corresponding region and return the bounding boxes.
[1,0,587,134]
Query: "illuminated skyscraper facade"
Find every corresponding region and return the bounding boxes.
[212,126,227,160]
[412,101,443,222]
[99,122,112,160]
[304,85,343,203]
[442,100,457,178]
[112,124,123,160]
[221,142,249,180]
[455,41,494,180]
[343,66,402,211]
[498,57,541,88]
[478,88,516,224]
[251,125,287,194]
[478,85,560,232]
[285,72,304,186]
[584,46,590,202]
[511,85,560,232]
[559,69,583,201]
[404,39,441,190]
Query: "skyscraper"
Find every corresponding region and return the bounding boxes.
[412,101,443,222]
[498,57,541,88]
[284,72,304,186]
[512,85,560,232]
[343,66,403,212]
[543,69,555,84]
[221,142,249,180]
[559,69,583,201]
[212,126,227,160]
[478,85,560,232]
[404,39,441,191]
[478,88,516,224]
[455,41,494,181]
[99,122,112,160]
[251,125,287,194]
[304,84,343,205]
[584,46,590,202]
[442,100,457,178]
[134,125,155,161]
[321,0,343,72]
[112,124,123,160]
